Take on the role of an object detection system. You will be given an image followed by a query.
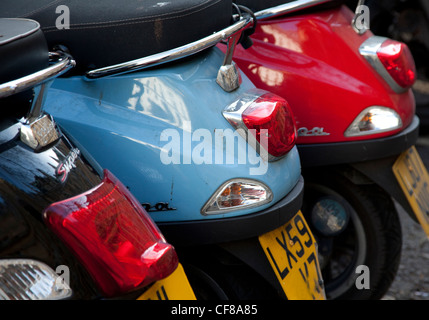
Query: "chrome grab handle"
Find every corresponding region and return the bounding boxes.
[84,16,253,80]
[0,51,75,99]
[0,51,75,151]
[253,0,332,20]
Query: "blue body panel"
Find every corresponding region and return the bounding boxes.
[44,48,301,223]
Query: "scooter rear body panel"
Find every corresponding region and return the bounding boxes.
[0,113,104,299]
[44,48,302,224]
[231,5,416,145]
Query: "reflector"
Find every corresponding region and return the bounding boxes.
[0,259,72,300]
[202,179,273,215]
[344,106,402,137]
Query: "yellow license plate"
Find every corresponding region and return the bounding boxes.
[393,146,429,237]
[137,263,196,300]
[259,211,326,300]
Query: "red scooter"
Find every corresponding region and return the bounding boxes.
[227,0,427,299]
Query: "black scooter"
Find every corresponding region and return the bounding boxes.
[0,17,191,300]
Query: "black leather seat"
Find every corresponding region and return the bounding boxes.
[0,18,48,84]
[0,0,232,73]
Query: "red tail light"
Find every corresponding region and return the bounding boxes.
[43,169,178,297]
[223,90,296,160]
[360,36,416,93]
[241,93,296,159]
[376,39,416,88]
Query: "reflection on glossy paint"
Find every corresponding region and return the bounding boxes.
[248,64,285,87]
[260,24,303,53]
[0,144,60,195]
[126,77,191,130]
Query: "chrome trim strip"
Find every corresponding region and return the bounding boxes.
[85,17,251,80]
[253,0,332,20]
[0,51,75,99]
[359,36,408,93]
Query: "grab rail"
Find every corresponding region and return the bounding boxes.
[253,0,332,20]
[84,16,252,80]
[0,51,75,99]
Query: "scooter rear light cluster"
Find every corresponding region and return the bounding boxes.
[43,169,178,298]
[360,36,416,92]
[202,179,273,215]
[223,90,296,161]
[377,39,416,88]
[0,259,72,300]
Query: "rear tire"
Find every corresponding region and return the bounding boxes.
[179,246,280,300]
[302,170,402,300]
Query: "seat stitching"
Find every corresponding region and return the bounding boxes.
[18,0,61,18]
[32,0,221,30]
[42,0,223,33]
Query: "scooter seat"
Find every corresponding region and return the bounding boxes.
[0,18,48,84]
[0,0,232,74]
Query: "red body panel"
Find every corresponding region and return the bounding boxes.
[227,5,415,144]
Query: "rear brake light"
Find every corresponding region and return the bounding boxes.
[360,36,416,92]
[43,169,178,297]
[377,39,416,88]
[223,90,297,161]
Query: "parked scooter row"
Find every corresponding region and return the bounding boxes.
[0,17,195,300]
[0,0,427,300]
[363,0,429,127]
[192,0,424,300]
[228,0,428,299]
[0,0,325,300]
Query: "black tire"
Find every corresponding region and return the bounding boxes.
[302,170,402,300]
[183,264,230,300]
[179,246,279,300]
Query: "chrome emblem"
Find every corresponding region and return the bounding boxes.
[142,202,176,212]
[298,127,330,137]
[56,148,80,183]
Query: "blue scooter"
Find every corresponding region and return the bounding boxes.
[1,0,325,300]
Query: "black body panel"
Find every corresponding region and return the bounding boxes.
[0,115,103,299]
